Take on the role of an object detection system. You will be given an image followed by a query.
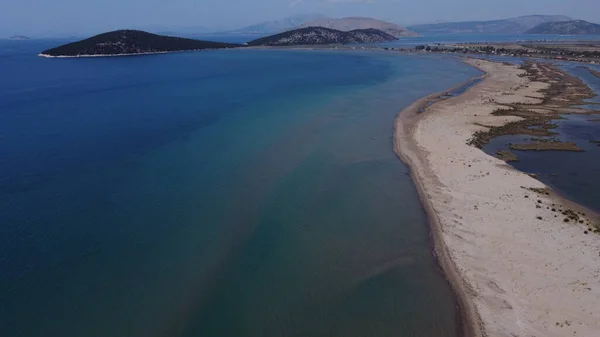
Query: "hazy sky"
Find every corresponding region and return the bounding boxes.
[1,0,599,37]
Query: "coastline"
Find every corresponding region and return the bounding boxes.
[394,74,488,337]
[395,59,600,336]
[39,51,171,58]
[38,47,241,58]
[37,42,600,65]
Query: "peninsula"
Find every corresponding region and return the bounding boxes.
[39,30,242,57]
[247,27,397,46]
[395,59,600,337]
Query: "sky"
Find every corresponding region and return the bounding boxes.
[1,0,599,37]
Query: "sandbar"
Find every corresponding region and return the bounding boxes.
[395,59,600,337]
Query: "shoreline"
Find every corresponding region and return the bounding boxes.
[395,59,600,336]
[37,42,600,65]
[37,47,241,58]
[39,51,171,58]
[394,74,487,337]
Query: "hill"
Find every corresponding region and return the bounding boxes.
[225,14,328,35]
[40,30,242,57]
[247,27,397,46]
[408,15,573,34]
[526,20,600,35]
[298,17,418,38]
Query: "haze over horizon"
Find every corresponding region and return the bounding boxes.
[1,0,599,38]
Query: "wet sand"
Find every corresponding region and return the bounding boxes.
[395,59,600,337]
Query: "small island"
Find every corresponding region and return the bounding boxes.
[40,30,242,58]
[526,20,600,35]
[247,27,397,46]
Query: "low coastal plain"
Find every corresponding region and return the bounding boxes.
[396,59,600,337]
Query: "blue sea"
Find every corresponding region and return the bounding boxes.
[1,39,480,337]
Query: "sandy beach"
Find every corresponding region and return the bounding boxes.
[395,59,600,337]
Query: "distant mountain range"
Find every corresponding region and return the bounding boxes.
[526,20,600,35]
[408,15,573,34]
[298,17,418,38]
[154,26,214,36]
[108,14,328,37]
[223,13,328,35]
[9,35,30,40]
[40,30,241,57]
[130,24,210,35]
[248,27,397,46]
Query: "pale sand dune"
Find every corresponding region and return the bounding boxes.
[395,59,600,337]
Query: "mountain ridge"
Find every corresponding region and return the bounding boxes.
[297,17,418,37]
[526,20,600,35]
[408,15,573,34]
[9,35,30,40]
[224,14,328,35]
[247,27,397,46]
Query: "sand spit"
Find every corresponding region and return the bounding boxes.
[395,59,600,337]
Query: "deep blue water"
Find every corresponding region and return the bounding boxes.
[0,40,482,337]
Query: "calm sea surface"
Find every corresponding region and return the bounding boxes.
[0,40,481,337]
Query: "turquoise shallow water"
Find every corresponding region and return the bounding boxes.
[0,40,481,337]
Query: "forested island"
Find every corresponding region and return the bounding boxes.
[247,27,397,46]
[40,30,242,57]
